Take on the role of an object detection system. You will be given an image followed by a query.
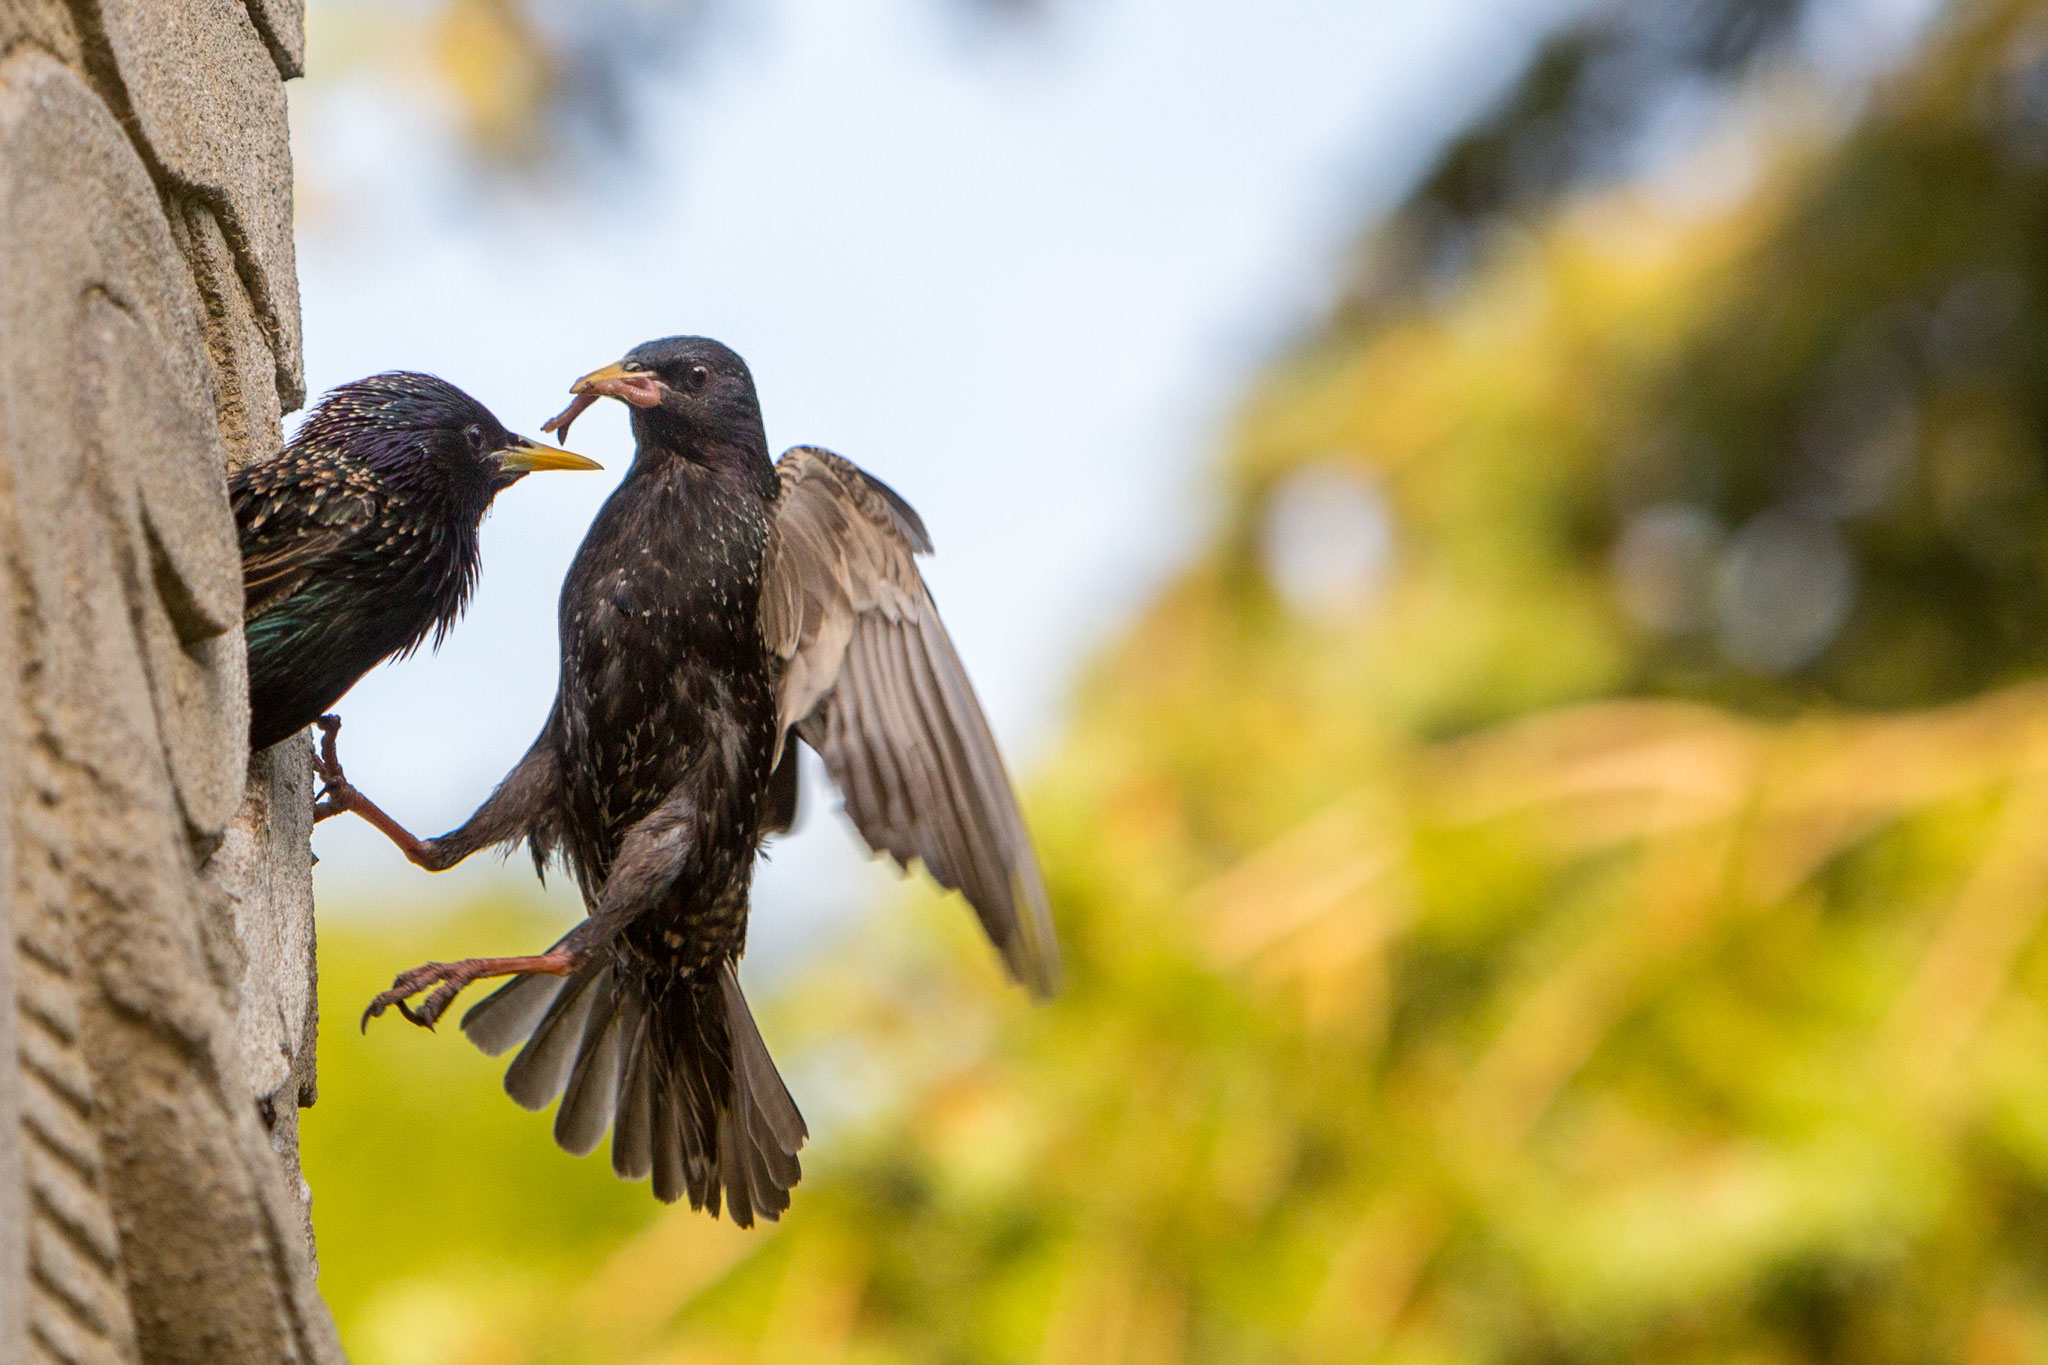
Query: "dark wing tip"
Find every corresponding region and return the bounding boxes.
[857,468,933,555]
[1004,867,1063,999]
[780,445,933,555]
[1018,948,1063,1000]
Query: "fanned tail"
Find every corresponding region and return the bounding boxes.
[462,951,807,1225]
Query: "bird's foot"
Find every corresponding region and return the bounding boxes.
[362,961,471,1030]
[361,950,581,1032]
[309,718,445,868]
[311,715,356,822]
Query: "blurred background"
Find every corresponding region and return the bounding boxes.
[290,0,2048,1359]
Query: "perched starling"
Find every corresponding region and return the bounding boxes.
[235,372,600,751]
[318,336,1058,1224]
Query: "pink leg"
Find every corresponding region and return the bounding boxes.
[361,948,581,1031]
[312,715,444,868]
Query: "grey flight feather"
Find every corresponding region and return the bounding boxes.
[759,445,1060,996]
[461,971,563,1057]
[496,962,603,1110]
[612,1008,658,1181]
[554,973,629,1156]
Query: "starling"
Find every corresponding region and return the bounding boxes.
[235,372,600,751]
[317,336,1059,1224]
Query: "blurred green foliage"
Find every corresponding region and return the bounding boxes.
[304,0,2048,1359]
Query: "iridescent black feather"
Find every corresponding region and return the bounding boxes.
[236,372,550,751]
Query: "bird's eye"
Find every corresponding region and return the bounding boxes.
[463,423,485,451]
[687,364,710,390]
[621,361,646,373]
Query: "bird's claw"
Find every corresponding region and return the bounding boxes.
[361,962,468,1032]
[312,715,357,821]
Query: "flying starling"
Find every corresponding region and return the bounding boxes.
[235,372,600,752]
[317,336,1058,1224]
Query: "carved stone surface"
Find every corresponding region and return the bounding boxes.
[1,3,334,1359]
[210,744,321,1229]
[245,0,307,80]
[97,0,305,408]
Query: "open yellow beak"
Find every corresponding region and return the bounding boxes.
[568,360,667,407]
[498,436,602,474]
[542,359,668,443]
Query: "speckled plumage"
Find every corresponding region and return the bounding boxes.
[235,372,592,751]
[554,408,780,967]
[332,336,1059,1226]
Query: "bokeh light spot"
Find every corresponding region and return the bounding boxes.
[1716,507,1856,674]
[1259,463,1396,619]
[1612,502,1726,635]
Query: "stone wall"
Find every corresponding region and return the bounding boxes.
[0,2,340,1360]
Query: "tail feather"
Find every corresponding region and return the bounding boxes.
[651,1083,689,1203]
[498,966,603,1110]
[716,1108,753,1226]
[555,976,630,1156]
[723,961,807,1186]
[462,952,807,1225]
[462,973,563,1057]
[611,1010,657,1181]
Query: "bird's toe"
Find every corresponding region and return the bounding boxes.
[362,962,445,1031]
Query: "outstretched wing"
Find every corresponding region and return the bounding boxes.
[760,445,1060,996]
[231,454,380,619]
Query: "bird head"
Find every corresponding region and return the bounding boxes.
[542,336,764,454]
[295,372,600,506]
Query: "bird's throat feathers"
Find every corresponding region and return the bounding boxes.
[628,408,777,502]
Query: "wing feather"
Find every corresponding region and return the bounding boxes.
[761,446,1059,996]
[231,456,380,619]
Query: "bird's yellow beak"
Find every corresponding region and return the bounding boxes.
[569,360,668,408]
[498,437,602,474]
[542,359,669,443]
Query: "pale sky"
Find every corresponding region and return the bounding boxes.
[293,0,1583,973]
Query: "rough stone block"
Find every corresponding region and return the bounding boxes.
[98,0,305,408]
[0,48,339,1364]
[247,0,306,80]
